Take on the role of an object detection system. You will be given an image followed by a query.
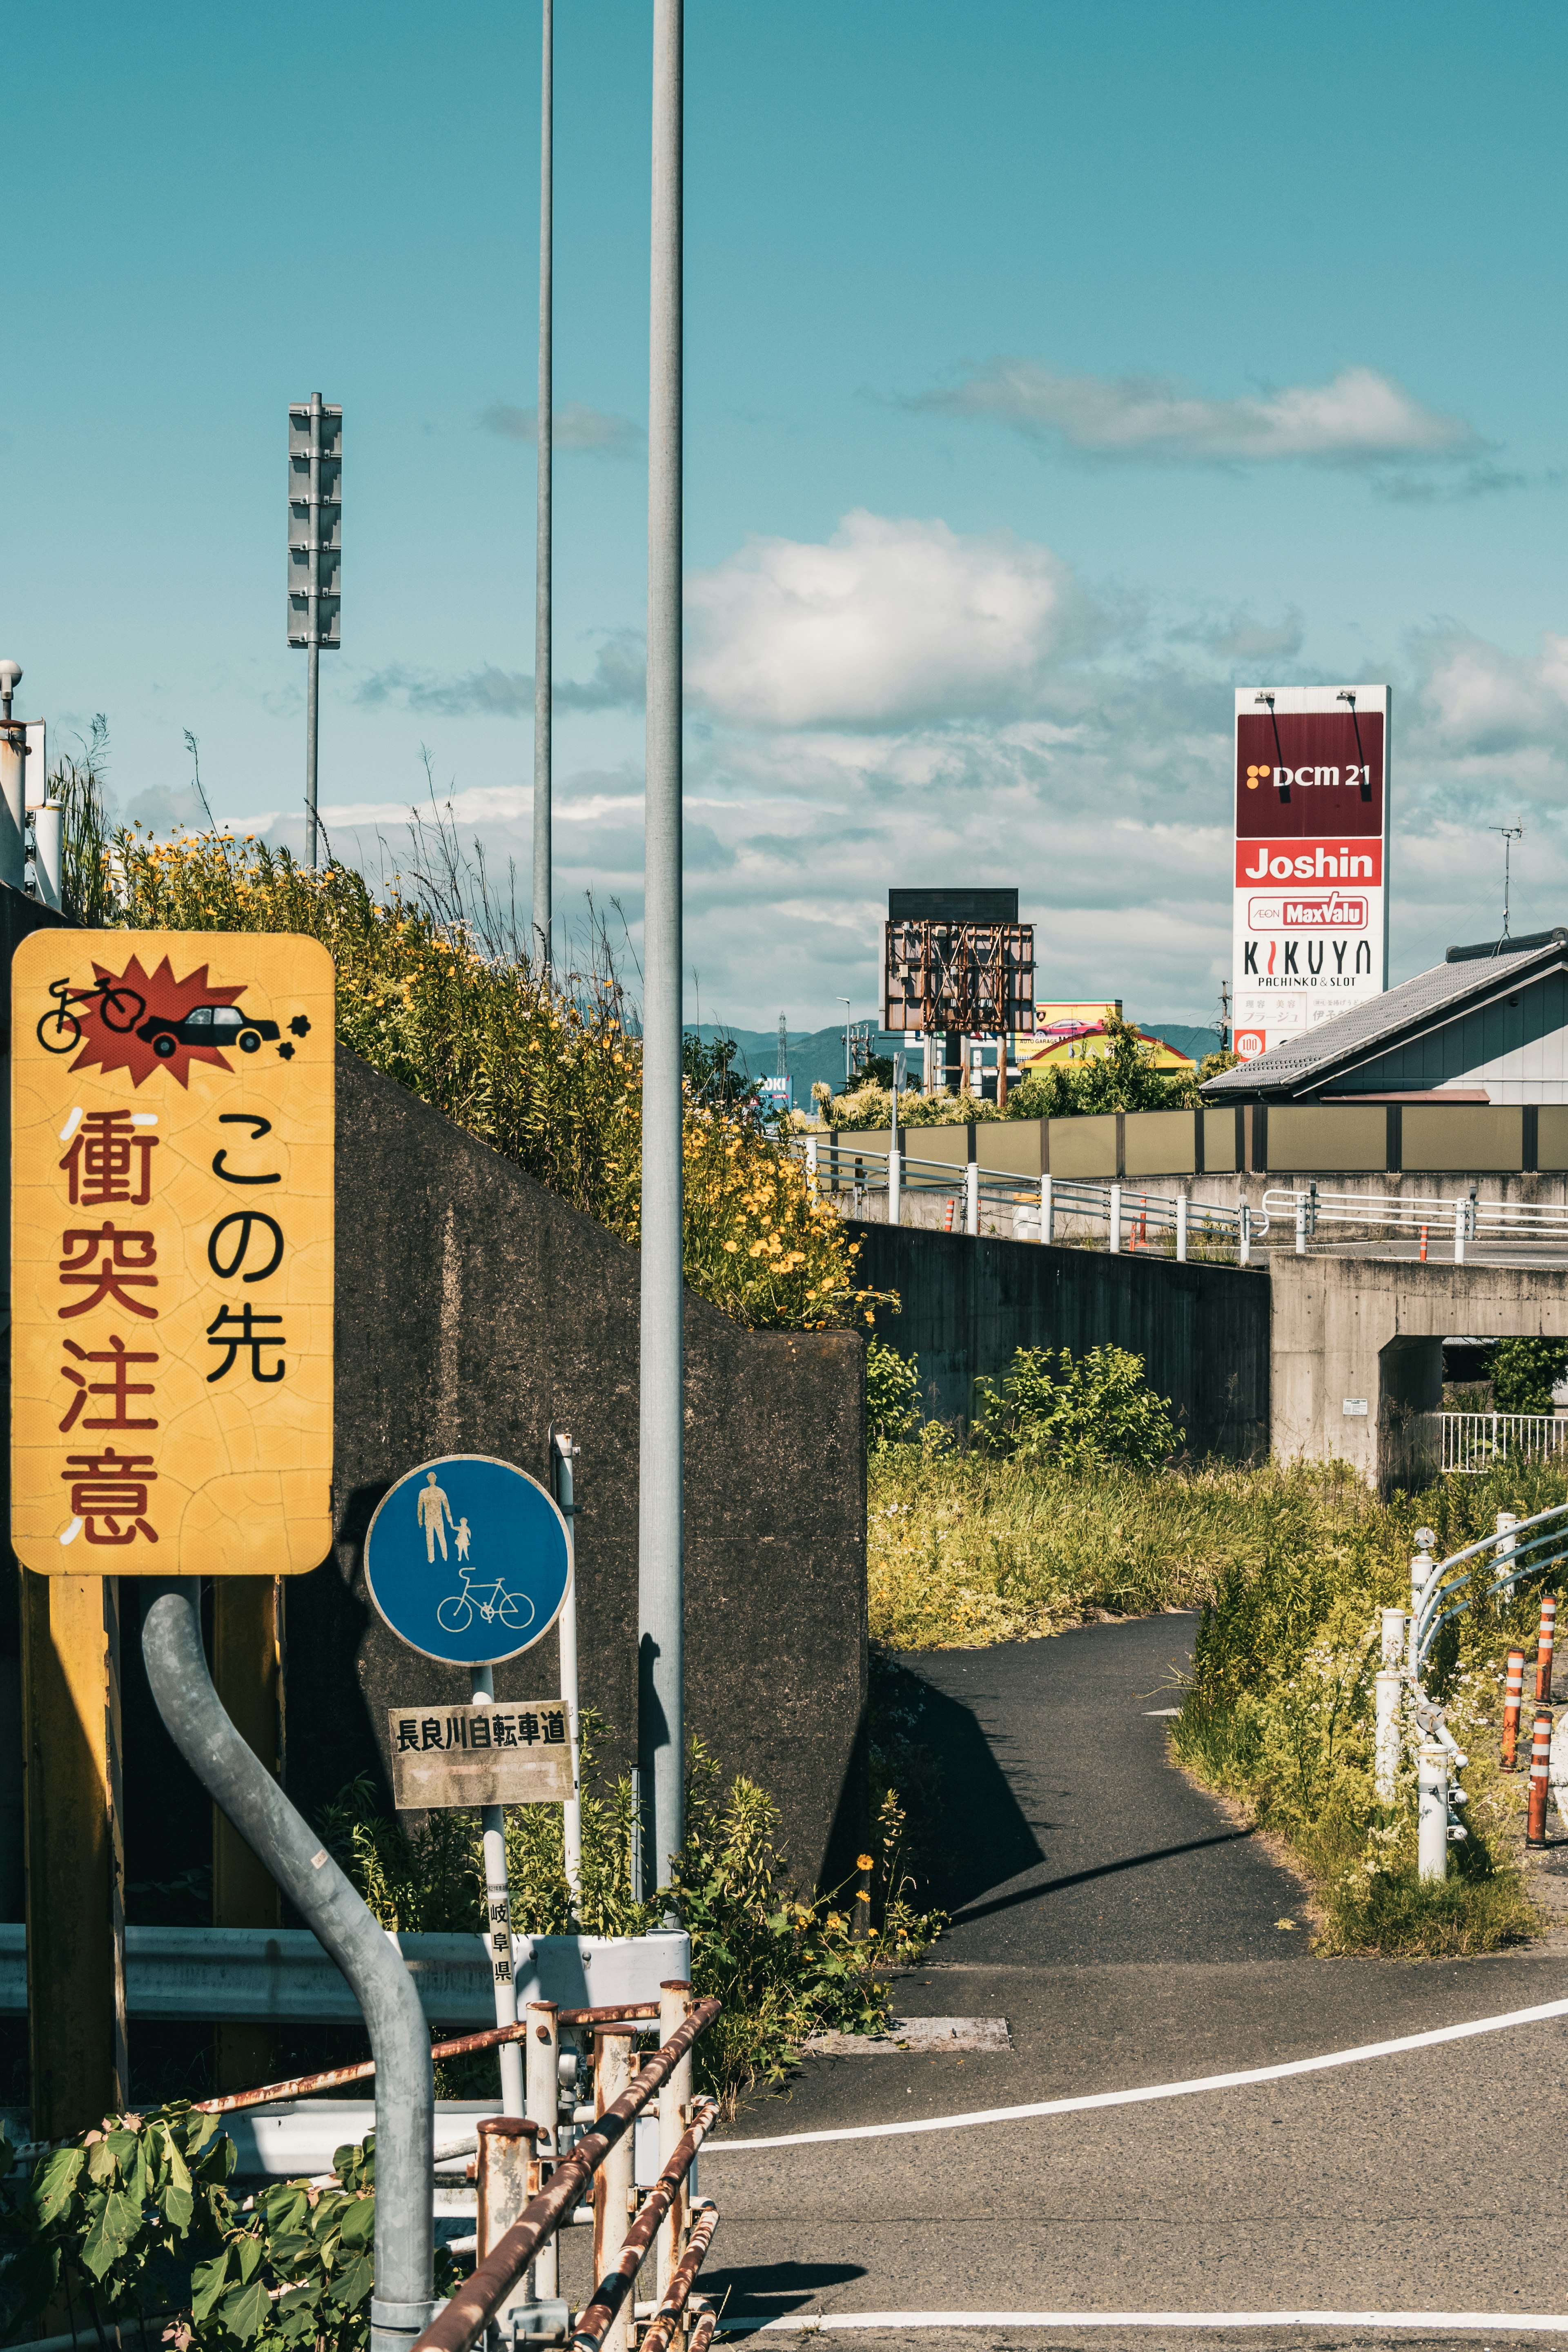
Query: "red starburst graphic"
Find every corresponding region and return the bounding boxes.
[65,955,248,1090]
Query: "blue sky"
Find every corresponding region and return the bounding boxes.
[5,0,1566,1029]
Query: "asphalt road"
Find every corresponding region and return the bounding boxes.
[688,1616,1568,2348]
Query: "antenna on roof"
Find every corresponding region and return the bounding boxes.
[1490,824,1524,942]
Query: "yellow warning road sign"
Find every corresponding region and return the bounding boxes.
[12,931,334,1576]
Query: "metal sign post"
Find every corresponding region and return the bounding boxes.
[363,1453,575,2120]
[287,396,343,869]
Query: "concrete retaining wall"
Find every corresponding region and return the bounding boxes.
[847,1219,1269,1462]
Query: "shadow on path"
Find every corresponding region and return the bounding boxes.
[892,1615,1308,1966]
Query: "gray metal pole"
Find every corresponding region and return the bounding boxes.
[531,0,553,971]
[638,0,684,1899]
[469,1663,526,2116]
[306,389,322,870]
[140,1582,435,2352]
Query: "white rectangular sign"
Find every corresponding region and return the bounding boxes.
[1232,685,1390,1063]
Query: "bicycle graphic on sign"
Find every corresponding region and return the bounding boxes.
[435,1570,535,1637]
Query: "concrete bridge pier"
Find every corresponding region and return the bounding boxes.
[1270,1257,1568,1492]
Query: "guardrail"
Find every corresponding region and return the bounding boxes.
[416,1986,722,2352]
[0,1924,689,2024]
[797,1137,1253,1263]
[1377,1509,1568,1882]
[1264,1183,1568,1261]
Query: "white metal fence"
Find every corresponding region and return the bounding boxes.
[1264,1183,1568,1260]
[795,1136,1252,1263]
[1438,1412,1568,1474]
[792,1140,1568,1264]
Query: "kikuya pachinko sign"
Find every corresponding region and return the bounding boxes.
[11,933,334,1576]
[1232,685,1390,1062]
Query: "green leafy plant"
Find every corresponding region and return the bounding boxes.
[866,1341,920,1449]
[1490,1338,1568,1414]
[972,1344,1183,1470]
[321,1723,942,2106]
[0,2105,436,2352]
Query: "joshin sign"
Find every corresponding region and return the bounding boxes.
[11,933,335,1576]
[1232,685,1390,1062]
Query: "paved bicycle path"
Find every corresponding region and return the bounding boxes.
[676,1616,1568,2347]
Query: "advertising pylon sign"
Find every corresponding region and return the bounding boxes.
[1232,685,1390,1063]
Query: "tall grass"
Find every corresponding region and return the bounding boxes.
[873,1443,1566,1953]
[47,796,876,1334]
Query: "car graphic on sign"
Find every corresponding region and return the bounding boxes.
[138,1002,290,1058]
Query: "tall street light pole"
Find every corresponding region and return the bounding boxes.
[638,0,684,1899]
[532,0,554,971]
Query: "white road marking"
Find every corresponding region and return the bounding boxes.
[720,2313,1568,2334]
[705,1993,1568,2152]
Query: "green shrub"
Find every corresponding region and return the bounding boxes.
[973,1344,1183,1469]
[866,1340,920,1449]
[1490,1338,1568,1414]
[319,1721,941,2103]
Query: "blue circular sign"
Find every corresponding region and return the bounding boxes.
[363,1454,572,1666]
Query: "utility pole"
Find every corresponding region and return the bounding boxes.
[287,396,342,868]
[776,1011,787,1080]
[532,0,554,970]
[840,998,851,1089]
[638,0,684,1903]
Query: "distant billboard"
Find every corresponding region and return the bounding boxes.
[1232,686,1390,1063]
[883,890,1034,1036]
[756,1074,793,1114]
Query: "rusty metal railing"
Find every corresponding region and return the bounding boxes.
[193,2002,664,2116]
[416,1983,722,2352]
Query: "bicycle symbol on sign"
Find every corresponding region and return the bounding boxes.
[37,973,147,1056]
[436,1570,535,1637]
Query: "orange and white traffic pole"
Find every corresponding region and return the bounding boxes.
[1537,1595,1557,1703]
[1528,1708,1555,1847]
[1502,1648,1526,1771]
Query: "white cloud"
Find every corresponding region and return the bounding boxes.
[1409,628,1568,768]
[481,401,643,457]
[355,633,645,719]
[920,362,1482,468]
[684,508,1097,729]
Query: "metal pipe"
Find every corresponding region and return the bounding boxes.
[32,802,62,909]
[641,2204,719,2352]
[477,2118,538,2339]
[525,2003,560,2301]
[553,1433,583,1911]
[570,2106,715,2352]
[1040,1173,1053,1247]
[639,0,686,1904]
[1529,1708,1555,1846]
[306,389,322,869]
[1108,1182,1121,1256]
[1503,1648,1526,1771]
[964,1160,978,1238]
[656,1980,693,2302]
[1537,1595,1557,1704]
[1176,1192,1188,1264]
[887,1145,901,1227]
[1238,1202,1251,1267]
[1454,1197,1466,1265]
[1417,1741,1448,1882]
[592,2030,636,2352]
[1294,1192,1307,1256]
[1373,1671,1402,1804]
[468,1665,524,2116]
[532,0,553,968]
[140,1581,434,2352]
[0,659,24,891]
